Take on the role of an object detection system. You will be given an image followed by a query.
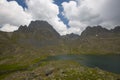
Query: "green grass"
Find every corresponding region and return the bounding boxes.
[0,73,10,80]
[0,64,28,74]
[0,64,28,79]
[0,53,49,79]
[32,55,48,64]
[42,61,120,80]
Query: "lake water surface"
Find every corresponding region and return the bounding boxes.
[44,54,120,74]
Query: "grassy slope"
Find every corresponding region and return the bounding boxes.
[63,36,120,54]
[1,60,120,80]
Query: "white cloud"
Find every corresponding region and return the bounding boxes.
[81,0,120,28]
[62,1,101,34]
[62,0,120,34]
[0,24,18,32]
[0,0,32,27]
[67,27,81,34]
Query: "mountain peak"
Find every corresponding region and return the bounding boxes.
[28,20,52,29]
[18,25,28,32]
[111,26,120,33]
[15,20,60,40]
[81,26,110,37]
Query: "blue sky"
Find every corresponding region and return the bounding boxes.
[54,0,70,28]
[7,0,27,8]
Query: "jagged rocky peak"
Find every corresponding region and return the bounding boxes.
[85,25,109,32]
[17,20,55,31]
[17,20,53,31]
[18,25,28,32]
[16,20,60,39]
[28,20,53,30]
[28,20,60,37]
[81,25,110,37]
[111,26,120,33]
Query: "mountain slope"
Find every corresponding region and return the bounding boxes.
[0,21,120,55]
[74,26,120,54]
[0,21,61,55]
[14,20,60,40]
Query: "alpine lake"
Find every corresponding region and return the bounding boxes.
[42,54,120,74]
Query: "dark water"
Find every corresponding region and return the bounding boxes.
[44,54,120,74]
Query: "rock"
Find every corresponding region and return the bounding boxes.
[60,69,65,74]
[45,68,54,76]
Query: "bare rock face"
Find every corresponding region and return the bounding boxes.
[111,26,120,33]
[15,20,60,40]
[11,21,61,47]
[80,26,110,38]
[80,25,120,39]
